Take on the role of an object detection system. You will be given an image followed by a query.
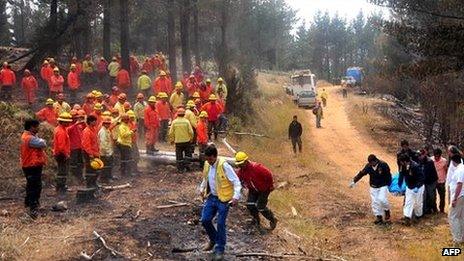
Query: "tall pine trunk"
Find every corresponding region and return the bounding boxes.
[192,0,200,66]
[167,0,177,82]
[103,0,111,61]
[119,0,130,71]
[179,0,191,74]
[217,0,229,78]
[49,0,58,55]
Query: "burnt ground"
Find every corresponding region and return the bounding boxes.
[0,157,293,260]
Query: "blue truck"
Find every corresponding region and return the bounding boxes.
[346,67,363,86]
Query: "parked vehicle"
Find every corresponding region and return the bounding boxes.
[297,90,317,108]
[346,67,363,86]
[341,76,356,87]
[284,70,316,104]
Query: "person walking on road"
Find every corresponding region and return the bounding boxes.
[447,153,464,244]
[350,154,392,225]
[20,119,47,219]
[199,145,242,261]
[398,153,425,226]
[320,89,328,107]
[433,148,448,213]
[288,115,302,154]
[235,151,278,232]
[313,101,323,128]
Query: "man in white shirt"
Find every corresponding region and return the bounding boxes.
[447,154,464,244]
[199,145,241,261]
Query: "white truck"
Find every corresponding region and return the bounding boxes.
[285,70,317,107]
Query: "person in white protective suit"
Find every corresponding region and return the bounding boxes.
[398,153,425,226]
[447,153,464,244]
[350,154,392,225]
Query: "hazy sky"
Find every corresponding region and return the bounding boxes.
[286,0,386,25]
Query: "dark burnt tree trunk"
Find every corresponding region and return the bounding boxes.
[119,0,130,71]
[49,0,58,56]
[103,0,111,61]
[179,0,191,74]
[217,0,229,78]
[167,0,177,82]
[192,0,200,66]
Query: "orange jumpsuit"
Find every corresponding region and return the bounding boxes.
[50,75,65,93]
[196,120,208,145]
[82,126,100,158]
[22,75,38,104]
[144,105,160,146]
[36,107,57,126]
[53,125,71,157]
[67,71,80,90]
[116,69,131,89]
[152,77,172,95]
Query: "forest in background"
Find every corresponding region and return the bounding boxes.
[2,0,464,144]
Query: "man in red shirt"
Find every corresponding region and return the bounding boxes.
[116,68,131,95]
[0,62,17,101]
[40,60,53,90]
[68,110,85,184]
[144,96,160,154]
[235,151,277,232]
[97,57,108,88]
[21,119,47,219]
[201,94,223,141]
[196,111,208,167]
[155,93,172,142]
[142,58,153,75]
[82,115,100,188]
[109,86,120,107]
[36,99,58,126]
[50,67,64,98]
[186,75,199,97]
[67,64,81,103]
[53,112,72,194]
[21,69,38,105]
[153,70,172,95]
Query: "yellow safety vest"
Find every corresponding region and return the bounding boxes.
[203,157,234,202]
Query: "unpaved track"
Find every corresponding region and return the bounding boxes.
[307,85,404,259]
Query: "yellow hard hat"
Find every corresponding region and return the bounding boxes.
[94,91,103,98]
[58,112,73,122]
[235,151,249,165]
[148,96,157,103]
[127,110,136,118]
[206,78,211,83]
[46,98,54,105]
[192,92,200,98]
[70,64,76,69]
[91,90,99,96]
[94,103,103,110]
[53,67,60,72]
[199,111,208,118]
[157,92,168,98]
[102,111,111,117]
[217,77,224,82]
[186,100,195,108]
[159,70,167,76]
[175,81,183,89]
[208,94,217,101]
[90,158,104,170]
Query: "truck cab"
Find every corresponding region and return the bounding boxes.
[288,70,316,104]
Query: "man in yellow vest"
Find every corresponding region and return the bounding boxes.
[168,108,194,173]
[199,144,242,261]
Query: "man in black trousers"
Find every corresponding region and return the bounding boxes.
[20,119,47,219]
[288,115,303,154]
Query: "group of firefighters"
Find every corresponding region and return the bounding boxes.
[351,140,464,245]
[14,54,281,260]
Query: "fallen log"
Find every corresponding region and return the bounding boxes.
[92,231,125,258]
[101,183,132,191]
[234,252,327,260]
[156,203,189,209]
[140,152,235,166]
[222,138,237,154]
[171,247,198,253]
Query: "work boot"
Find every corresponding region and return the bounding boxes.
[270,217,278,230]
[373,215,383,225]
[212,252,224,261]
[384,210,391,221]
[402,217,411,226]
[202,241,215,252]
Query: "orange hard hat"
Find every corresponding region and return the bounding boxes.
[86,93,95,99]
[123,102,131,110]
